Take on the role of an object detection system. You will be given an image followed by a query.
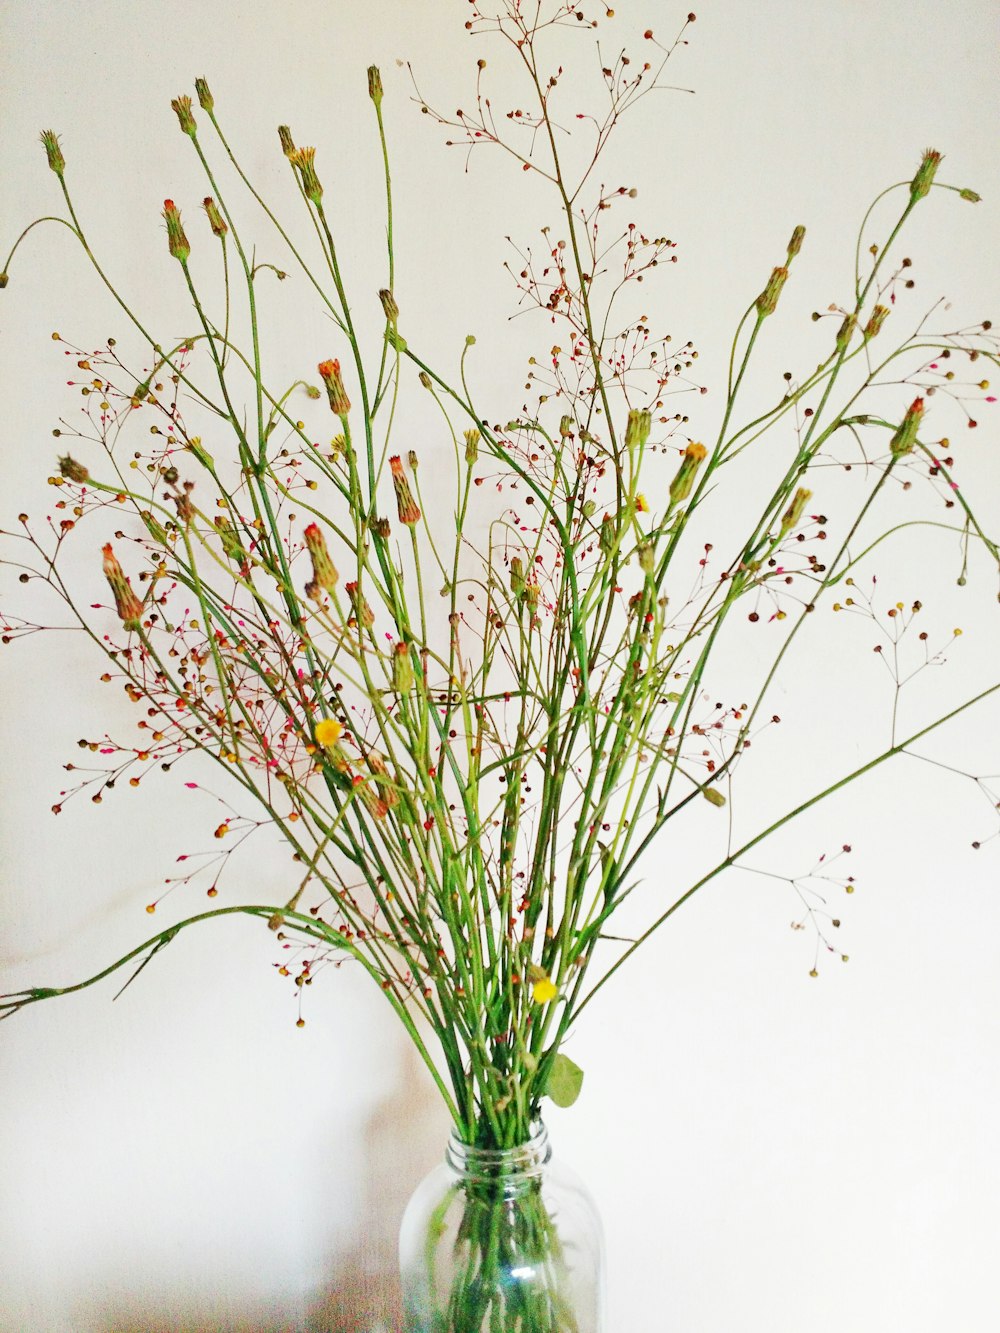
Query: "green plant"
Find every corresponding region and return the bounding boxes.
[2,5,998,1325]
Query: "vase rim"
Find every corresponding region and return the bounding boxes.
[445,1119,551,1178]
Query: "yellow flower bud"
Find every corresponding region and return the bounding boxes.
[780,487,812,535]
[669,442,707,507]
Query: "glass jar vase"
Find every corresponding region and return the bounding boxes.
[399,1120,605,1332]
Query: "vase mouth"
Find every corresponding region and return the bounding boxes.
[445,1120,551,1180]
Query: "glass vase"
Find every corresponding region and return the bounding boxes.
[399,1120,605,1332]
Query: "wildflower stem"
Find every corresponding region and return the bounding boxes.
[579,677,1000,1016]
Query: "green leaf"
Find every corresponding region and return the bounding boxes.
[598,840,618,906]
[547,1053,584,1108]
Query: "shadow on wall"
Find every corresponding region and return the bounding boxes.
[90,1045,446,1333]
[306,1044,447,1332]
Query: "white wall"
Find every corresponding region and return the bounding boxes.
[2,3,999,1330]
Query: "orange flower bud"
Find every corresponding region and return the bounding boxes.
[379,288,399,321]
[910,148,942,202]
[203,196,227,238]
[366,749,399,808]
[102,543,143,630]
[835,314,856,354]
[889,397,924,456]
[599,513,616,557]
[755,266,788,317]
[40,130,65,176]
[303,522,338,598]
[171,95,197,137]
[355,773,389,820]
[389,455,420,525]
[367,65,384,107]
[393,642,414,692]
[162,199,190,263]
[345,581,375,628]
[317,359,350,416]
[669,442,707,506]
[290,146,323,203]
[863,304,889,340]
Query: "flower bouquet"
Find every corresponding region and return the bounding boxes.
[2,3,998,1328]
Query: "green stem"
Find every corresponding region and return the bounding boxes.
[578,678,1000,1015]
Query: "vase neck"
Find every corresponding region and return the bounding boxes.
[446,1121,551,1182]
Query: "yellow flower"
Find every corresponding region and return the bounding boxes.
[634,493,649,513]
[532,976,559,1005]
[315,718,343,748]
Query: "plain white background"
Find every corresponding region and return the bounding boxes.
[2,2,999,1330]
